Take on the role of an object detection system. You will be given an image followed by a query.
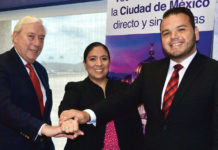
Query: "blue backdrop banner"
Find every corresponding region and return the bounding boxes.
[0,0,102,12]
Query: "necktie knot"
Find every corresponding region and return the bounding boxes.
[174,64,183,72]
[26,63,33,71]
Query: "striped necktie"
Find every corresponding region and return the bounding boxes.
[162,64,183,119]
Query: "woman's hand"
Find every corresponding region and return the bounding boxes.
[59,109,90,125]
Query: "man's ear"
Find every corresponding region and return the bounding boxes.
[195,26,200,42]
[13,32,19,43]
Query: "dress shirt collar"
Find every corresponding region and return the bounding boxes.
[168,50,197,71]
[14,48,29,66]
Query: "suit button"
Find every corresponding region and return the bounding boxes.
[40,138,44,142]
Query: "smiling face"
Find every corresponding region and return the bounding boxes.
[84,46,110,83]
[160,13,199,63]
[13,22,45,64]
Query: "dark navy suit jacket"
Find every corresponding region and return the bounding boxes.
[92,53,218,150]
[0,48,54,150]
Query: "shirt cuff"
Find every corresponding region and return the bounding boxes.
[35,123,46,141]
[84,109,96,126]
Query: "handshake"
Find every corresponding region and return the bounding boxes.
[41,109,89,140]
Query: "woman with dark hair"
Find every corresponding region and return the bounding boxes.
[58,42,143,150]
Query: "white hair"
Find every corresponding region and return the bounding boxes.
[13,16,44,33]
[12,16,45,43]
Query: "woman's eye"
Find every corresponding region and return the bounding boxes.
[89,58,96,61]
[102,57,108,61]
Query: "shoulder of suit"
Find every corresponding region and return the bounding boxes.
[0,49,14,63]
[141,57,169,69]
[197,53,218,67]
[33,61,46,70]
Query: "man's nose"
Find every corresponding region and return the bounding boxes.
[170,31,179,40]
[170,31,179,39]
[33,37,42,47]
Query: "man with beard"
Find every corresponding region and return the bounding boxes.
[59,7,218,150]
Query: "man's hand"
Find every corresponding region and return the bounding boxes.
[60,118,79,133]
[41,124,82,140]
[41,124,62,137]
[60,118,84,139]
[59,109,90,125]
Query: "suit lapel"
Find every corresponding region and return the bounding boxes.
[10,48,36,91]
[33,63,47,90]
[149,58,170,120]
[11,48,51,120]
[33,62,52,120]
[168,53,204,118]
[10,48,44,119]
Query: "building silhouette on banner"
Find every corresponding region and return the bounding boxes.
[108,42,157,134]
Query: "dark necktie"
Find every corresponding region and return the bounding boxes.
[162,64,183,119]
[26,64,44,117]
